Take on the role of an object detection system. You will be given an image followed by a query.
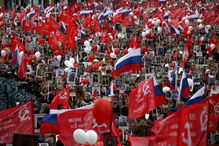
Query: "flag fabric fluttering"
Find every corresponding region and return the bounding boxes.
[170,70,178,91]
[40,114,60,135]
[112,48,141,76]
[58,109,111,146]
[0,101,34,144]
[108,80,115,97]
[151,103,209,146]
[178,71,190,101]
[184,86,205,106]
[201,93,219,132]
[50,85,70,109]
[17,53,27,79]
[128,76,166,119]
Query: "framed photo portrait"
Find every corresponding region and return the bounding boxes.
[67,69,77,84]
[36,64,46,77]
[92,73,100,85]
[119,116,128,127]
[45,72,53,81]
[55,69,64,78]
[92,86,101,97]
[101,75,109,86]
[27,65,33,75]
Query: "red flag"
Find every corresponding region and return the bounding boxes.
[129,35,142,49]
[18,54,27,79]
[122,15,134,27]
[54,30,67,44]
[35,20,51,36]
[22,20,35,32]
[58,109,111,146]
[151,103,209,146]
[128,77,166,119]
[46,17,59,32]
[48,33,60,51]
[82,14,92,28]
[202,94,219,132]
[50,86,70,109]
[11,6,17,19]
[112,13,123,23]
[60,9,69,23]
[128,136,151,146]
[111,116,122,146]
[11,34,26,53]
[0,101,34,144]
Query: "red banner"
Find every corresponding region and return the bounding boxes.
[50,86,70,109]
[0,101,34,144]
[129,77,160,119]
[151,103,209,146]
[58,109,111,146]
[202,94,219,132]
[128,136,150,146]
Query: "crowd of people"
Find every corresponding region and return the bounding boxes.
[0,0,218,145]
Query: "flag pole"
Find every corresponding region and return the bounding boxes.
[156,108,159,120]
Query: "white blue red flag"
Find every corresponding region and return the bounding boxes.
[184,86,205,106]
[112,48,141,76]
[178,71,190,101]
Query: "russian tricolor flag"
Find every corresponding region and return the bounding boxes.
[152,76,165,98]
[113,7,131,18]
[44,5,54,14]
[10,45,21,65]
[60,21,66,34]
[171,70,178,91]
[164,11,169,19]
[98,8,113,20]
[159,0,167,4]
[26,10,35,19]
[178,71,190,101]
[184,86,205,106]
[112,48,141,76]
[40,114,60,135]
[80,10,93,16]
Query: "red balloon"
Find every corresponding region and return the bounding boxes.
[114,49,119,56]
[93,63,99,72]
[124,49,128,55]
[93,44,99,52]
[55,50,63,55]
[142,46,148,53]
[26,57,33,64]
[95,141,104,146]
[109,58,114,65]
[93,98,113,124]
[150,33,155,38]
[82,79,89,84]
[146,34,151,39]
[32,56,37,60]
[38,38,45,44]
[88,54,95,62]
[101,66,106,71]
[99,60,104,66]
[74,63,79,68]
